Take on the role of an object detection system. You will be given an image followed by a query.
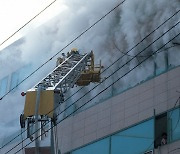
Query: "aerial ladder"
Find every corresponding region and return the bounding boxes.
[20,49,102,154]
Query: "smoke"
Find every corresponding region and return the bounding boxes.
[0,0,180,147]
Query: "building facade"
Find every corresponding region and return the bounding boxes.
[0,39,180,154]
[57,66,180,154]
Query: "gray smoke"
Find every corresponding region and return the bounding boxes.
[0,0,179,147]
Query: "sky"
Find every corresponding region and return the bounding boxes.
[0,0,66,50]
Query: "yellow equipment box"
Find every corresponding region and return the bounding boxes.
[24,90,58,119]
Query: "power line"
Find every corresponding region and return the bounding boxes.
[6,21,180,154]
[11,31,180,154]
[0,0,128,149]
[142,97,180,153]
[169,97,180,118]
[0,0,58,47]
[1,4,179,102]
[1,9,179,150]
[168,147,180,153]
[0,0,126,101]
[114,42,180,58]
[170,98,180,136]
[53,22,180,121]
[0,2,179,103]
[8,12,179,153]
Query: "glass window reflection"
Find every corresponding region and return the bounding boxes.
[0,76,8,97]
[72,137,110,154]
[111,119,154,154]
[168,108,180,142]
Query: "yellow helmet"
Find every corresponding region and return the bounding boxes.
[71,48,78,52]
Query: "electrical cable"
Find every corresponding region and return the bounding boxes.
[170,98,180,137]
[52,22,180,121]
[169,97,180,118]
[20,129,24,154]
[0,0,58,47]
[1,10,179,151]
[7,25,180,154]
[12,31,180,154]
[1,1,179,101]
[166,97,180,144]
[114,42,180,58]
[0,0,126,101]
[1,6,179,152]
[1,15,177,150]
[168,147,180,153]
[141,97,180,153]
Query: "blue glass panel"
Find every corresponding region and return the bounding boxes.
[0,77,8,97]
[111,119,154,154]
[168,108,180,142]
[18,64,32,81]
[10,71,19,90]
[10,64,31,91]
[72,137,109,154]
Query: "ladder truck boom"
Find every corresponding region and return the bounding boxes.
[23,50,101,120]
[20,49,102,154]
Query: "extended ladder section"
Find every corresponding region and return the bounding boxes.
[21,50,102,124]
[34,53,90,91]
[23,52,97,120]
[20,50,102,153]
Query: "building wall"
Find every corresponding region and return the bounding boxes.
[57,66,180,153]
[154,140,180,154]
[0,141,24,154]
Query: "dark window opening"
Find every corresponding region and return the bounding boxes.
[154,113,167,148]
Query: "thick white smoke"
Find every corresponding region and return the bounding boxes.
[0,0,179,147]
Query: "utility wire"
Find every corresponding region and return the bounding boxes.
[20,129,24,154]
[0,0,58,47]
[141,97,180,153]
[168,147,180,153]
[0,0,126,101]
[53,22,180,120]
[170,98,180,136]
[1,2,179,101]
[169,97,180,118]
[12,31,180,154]
[114,42,180,58]
[1,9,179,150]
[0,0,127,149]
[6,23,180,154]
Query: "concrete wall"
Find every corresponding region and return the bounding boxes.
[57,66,180,153]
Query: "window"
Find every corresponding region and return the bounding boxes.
[0,76,8,97]
[10,64,31,91]
[71,107,180,154]
[155,52,168,75]
[72,137,110,154]
[111,119,154,154]
[154,113,167,148]
[10,71,19,90]
[168,107,180,142]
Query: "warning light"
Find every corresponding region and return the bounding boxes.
[21,92,26,96]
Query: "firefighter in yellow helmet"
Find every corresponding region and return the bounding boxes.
[70,48,79,55]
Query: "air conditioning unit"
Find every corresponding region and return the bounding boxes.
[144,150,154,154]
